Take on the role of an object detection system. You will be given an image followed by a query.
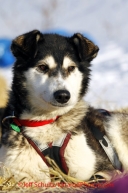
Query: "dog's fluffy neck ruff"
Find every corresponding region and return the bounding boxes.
[20,105,75,121]
[19,99,88,122]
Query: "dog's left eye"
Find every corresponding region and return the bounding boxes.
[37,64,49,73]
[68,66,75,72]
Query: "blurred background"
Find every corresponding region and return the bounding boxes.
[0,0,128,109]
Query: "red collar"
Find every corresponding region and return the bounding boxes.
[13,116,59,127]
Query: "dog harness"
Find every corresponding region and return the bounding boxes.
[2,109,122,173]
[24,133,71,174]
[91,109,122,171]
[2,114,71,174]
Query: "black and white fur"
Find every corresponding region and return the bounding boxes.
[0,30,128,182]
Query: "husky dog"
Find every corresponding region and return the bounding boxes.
[0,30,128,183]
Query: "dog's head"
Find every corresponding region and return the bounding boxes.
[11,30,99,115]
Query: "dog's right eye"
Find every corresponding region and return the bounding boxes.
[37,65,49,73]
[68,66,75,72]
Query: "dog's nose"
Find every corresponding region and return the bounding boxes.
[54,90,70,104]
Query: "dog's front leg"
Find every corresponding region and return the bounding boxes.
[64,133,96,181]
[0,145,51,183]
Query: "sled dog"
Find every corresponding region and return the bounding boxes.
[0,30,128,182]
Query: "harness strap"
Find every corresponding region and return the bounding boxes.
[99,135,122,170]
[92,109,122,171]
[23,133,71,174]
[23,134,50,167]
[91,125,122,170]
[59,133,71,174]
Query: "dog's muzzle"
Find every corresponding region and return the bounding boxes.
[54,90,70,104]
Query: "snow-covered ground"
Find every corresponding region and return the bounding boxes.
[86,42,128,109]
[0,0,128,109]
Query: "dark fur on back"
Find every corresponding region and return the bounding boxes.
[83,107,114,171]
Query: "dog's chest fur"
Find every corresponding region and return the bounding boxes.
[24,116,97,180]
[25,126,96,181]
[1,101,128,182]
[0,101,97,181]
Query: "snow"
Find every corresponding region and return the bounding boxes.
[86,42,128,109]
[0,0,128,109]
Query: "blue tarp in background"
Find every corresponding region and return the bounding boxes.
[0,39,15,67]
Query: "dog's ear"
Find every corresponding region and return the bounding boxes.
[11,30,43,59]
[71,33,99,62]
